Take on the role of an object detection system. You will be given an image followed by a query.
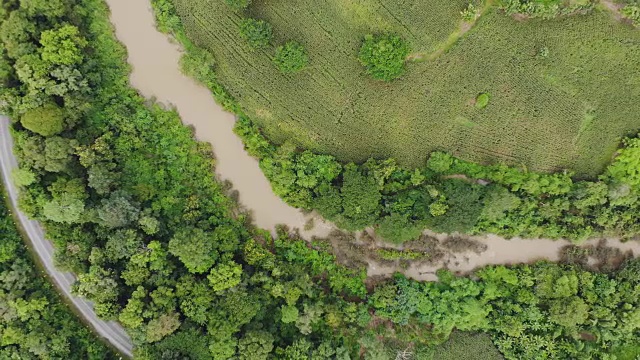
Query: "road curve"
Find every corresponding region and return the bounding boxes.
[0,116,134,358]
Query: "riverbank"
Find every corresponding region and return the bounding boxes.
[105,0,638,282]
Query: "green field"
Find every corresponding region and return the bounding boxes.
[173,0,640,176]
[432,332,503,360]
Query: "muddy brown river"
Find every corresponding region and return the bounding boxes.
[105,0,637,281]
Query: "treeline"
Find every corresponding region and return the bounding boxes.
[234,115,640,243]
[0,185,116,359]
[370,260,640,359]
[498,0,595,18]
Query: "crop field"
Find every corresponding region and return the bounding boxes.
[173,0,640,176]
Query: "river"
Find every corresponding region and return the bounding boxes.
[104,0,637,282]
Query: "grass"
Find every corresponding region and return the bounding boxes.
[172,0,640,176]
[431,332,503,360]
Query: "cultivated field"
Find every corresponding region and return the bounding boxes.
[173,0,640,176]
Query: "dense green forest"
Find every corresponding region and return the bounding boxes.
[1,0,640,359]
[0,185,115,359]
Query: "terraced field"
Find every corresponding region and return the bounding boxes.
[173,0,640,176]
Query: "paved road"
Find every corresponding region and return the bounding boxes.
[0,116,133,358]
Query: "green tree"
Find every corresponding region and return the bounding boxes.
[168,227,218,273]
[339,164,382,230]
[21,102,65,136]
[358,34,410,81]
[549,297,589,328]
[97,192,140,228]
[146,312,181,343]
[238,331,274,360]
[39,24,87,66]
[208,260,243,292]
[239,18,272,49]
[44,136,76,173]
[42,193,84,223]
[273,42,308,73]
[281,305,299,324]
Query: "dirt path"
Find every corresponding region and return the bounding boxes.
[409,0,494,61]
[105,0,638,283]
[601,0,625,21]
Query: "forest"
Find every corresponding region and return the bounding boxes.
[0,184,116,359]
[0,0,639,358]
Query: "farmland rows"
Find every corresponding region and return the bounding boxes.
[174,0,640,176]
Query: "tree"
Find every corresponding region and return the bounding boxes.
[375,213,423,244]
[239,18,272,49]
[238,331,274,360]
[97,192,140,228]
[168,227,218,273]
[549,297,589,328]
[21,102,65,136]
[273,42,308,73]
[208,260,243,292]
[39,24,87,66]
[20,0,66,18]
[105,229,142,261]
[358,34,410,81]
[146,312,181,343]
[281,305,299,324]
[42,193,84,223]
[44,136,76,173]
[339,164,382,230]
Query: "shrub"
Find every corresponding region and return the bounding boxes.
[224,0,251,11]
[21,102,65,136]
[273,42,308,73]
[622,5,640,26]
[358,34,410,81]
[239,18,272,49]
[475,93,490,109]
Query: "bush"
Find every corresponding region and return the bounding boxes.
[224,0,251,11]
[358,34,410,81]
[273,42,308,73]
[21,102,65,136]
[239,18,272,49]
[622,5,640,26]
[475,93,490,109]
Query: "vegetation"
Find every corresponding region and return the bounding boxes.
[170,0,640,176]
[431,332,503,360]
[2,0,640,359]
[0,185,115,359]
[621,3,640,26]
[358,34,410,81]
[498,0,595,18]
[153,0,640,242]
[273,41,308,73]
[239,18,272,49]
[225,0,251,11]
[475,93,490,109]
